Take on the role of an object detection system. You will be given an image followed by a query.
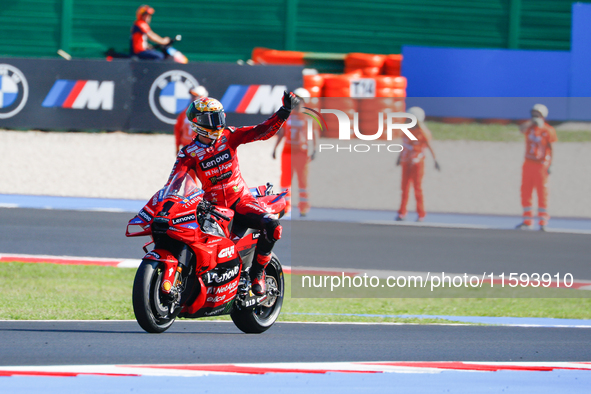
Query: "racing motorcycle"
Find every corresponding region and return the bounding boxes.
[126,172,287,334]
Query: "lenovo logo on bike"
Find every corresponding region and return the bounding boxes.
[202,265,240,286]
[218,245,235,259]
[138,209,153,223]
[304,108,419,153]
[200,150,231,171]
[171,214,196,225]
[42,80,114,110]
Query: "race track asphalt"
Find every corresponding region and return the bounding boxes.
[1,320,590,366]
[1,208,589,279]
[1,207,590,366]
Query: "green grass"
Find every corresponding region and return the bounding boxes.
[1,262,590,323]
[427,122,591,142]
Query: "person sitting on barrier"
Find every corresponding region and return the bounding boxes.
[130,5,170,60]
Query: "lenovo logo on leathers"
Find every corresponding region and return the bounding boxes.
[200,149,231,171]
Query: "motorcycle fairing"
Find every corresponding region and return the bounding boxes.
[143,248,179,294]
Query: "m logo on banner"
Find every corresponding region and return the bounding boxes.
[42,80,115,110]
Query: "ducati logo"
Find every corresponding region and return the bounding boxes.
[149,70,200,125]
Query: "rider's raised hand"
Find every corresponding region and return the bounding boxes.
[277,91,300,120]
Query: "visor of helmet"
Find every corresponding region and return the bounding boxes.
[194,111,226,131]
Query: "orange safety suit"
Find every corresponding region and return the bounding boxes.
[280,112,311,215]
[398,126,429,219]
[521,122,557,226]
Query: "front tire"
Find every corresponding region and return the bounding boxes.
[231,254,284,334]
[132,260,179,333]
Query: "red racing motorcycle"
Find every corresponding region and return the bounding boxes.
[126,172,287,334]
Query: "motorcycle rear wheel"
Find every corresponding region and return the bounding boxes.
[132,260,180,333]
[231,254,284,334]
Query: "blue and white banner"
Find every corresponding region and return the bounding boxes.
[0,58,303,132]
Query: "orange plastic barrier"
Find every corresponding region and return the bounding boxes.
[251,47,305,65]
[343,66,382,76]
[344,53,387,76]
[375,76,407,89]
[322,74,359,97]
[376,88,407,98]
[302,74,324,97]
[384,54,403,76]
[345,53,386,68]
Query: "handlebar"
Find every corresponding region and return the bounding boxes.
[212,210,230,221]
[197,199,230,221]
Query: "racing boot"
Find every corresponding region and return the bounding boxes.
[250,254,271,296]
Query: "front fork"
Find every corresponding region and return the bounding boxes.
[143,249,183,299]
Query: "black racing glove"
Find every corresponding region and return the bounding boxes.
[277,91,300,120]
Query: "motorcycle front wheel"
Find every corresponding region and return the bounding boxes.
[231,253,284,334]
[132,260,180,333]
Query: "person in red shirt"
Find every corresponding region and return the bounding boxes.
[165,91,299,296]
[130,5,170,60]
[272,88,318,217]
[516,104,557,231]
[395,107,440,222]
[174,86,209,153]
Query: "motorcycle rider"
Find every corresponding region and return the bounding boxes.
[164,91,299,296]
[130,5,171,60]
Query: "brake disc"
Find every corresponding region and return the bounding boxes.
[261,276,278,308]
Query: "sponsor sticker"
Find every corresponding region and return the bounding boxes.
[209,171,232,185]
[199,149,232,171]
[202,265,240,286]
[138,209,153,223]
[171,214,196,225]
[146,251,161,259]
[218,245,235,259]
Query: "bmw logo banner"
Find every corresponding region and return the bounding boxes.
[129,62,302,132]
[0,57,303,133]
[0,58,133,131]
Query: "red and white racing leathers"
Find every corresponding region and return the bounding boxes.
[164,112,287,260]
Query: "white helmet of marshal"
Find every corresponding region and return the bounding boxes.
[407,106,426,123]
[531,103,548,118]
[293,87,311,99]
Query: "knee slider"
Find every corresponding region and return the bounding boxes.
[264,219,282,241]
